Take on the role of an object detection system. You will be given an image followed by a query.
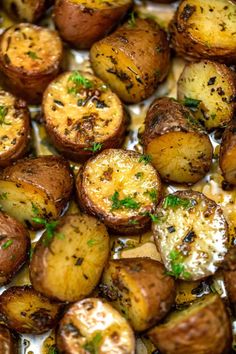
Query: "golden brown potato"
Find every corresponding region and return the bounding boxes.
[2,156,73,215]
[76,148,162,234]
[43,71,128,161]
[30,213,109,302]
[2,0,47,23]
[0,90,30,168]
[153,190,228,281]
[142,97,213,184]
[177,60,236,130]
[0,211,30,285]
[90,18,170,103]
[220,120,236,185]
[0,286,61,334]
[0,23,63,104]
[0,324,18,354]
[169,0,236,64]
[101,258,176,331]
[54,0,133,49]
[57,298,135,354]
[148,294,232,354]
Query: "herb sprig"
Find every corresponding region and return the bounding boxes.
[68,71,93,94]
[167,250,191,279]
[1,239,13,250]
[84,142,103,153]
[183,96,201,111]
[111,191,140,211]
[163,195,196,210]
[25,51,41,60]
[139,154,152,165]
[83,333,102,354]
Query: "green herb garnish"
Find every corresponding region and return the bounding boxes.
[47,345,58,354]
[84,142,103,153]
[87,239,97,247]
[135,172,144,179]
[1,239,13,250]
[128,12,136,27]
[25,51,41,60]
[111,191,140,211]
[0,192,8,200]
[68,71,93,93]
[139,154,152,165]
[167,250,191,279]
[0,105,10,125]
[145,189,157,203]
[183,96,201,111]
[163,195,196,210]
[83,333,102,354]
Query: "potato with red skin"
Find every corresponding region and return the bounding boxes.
[0,23,63,104]
[220,120,236,186]
[0,211,30,285]
[0,324,18,354]
[54,0,133,49]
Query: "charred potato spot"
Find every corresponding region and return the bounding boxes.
[57,298,135,354]
[0,286,61,334]
[148,294,232,354]
[0,211,30,285]
[220,120,236,185]
[43,72,127,160]
[76,148,162,234]
[0,324,18,354]
[54,0,132,49]
[0,23,63,103]
[3,0,46,23]
[143,97,213,184]
[90,18,170,103]
[30,213,109,302]
[177,60,236,130]
[169,0,236,63]
[153,190,228,281]
[0,90,30,167]
[101,258,176,331]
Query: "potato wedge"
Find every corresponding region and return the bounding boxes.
[2,156,73,215]
[76,149,162,234]
[0,23,63,103]
[142,97,213,184]
[0,179,58,229]
[148,294,232,354]
[0,211,30,285]
[30,213,109,302]
[57,298,135,354]
[54,0,132,49]
[2,0,46,23]
[0,324,18,354]
[220,120,236,185]
[0,286,61,334]
[153,190,228,281]
[177,60,236,130]
[0,90,30,167]
[90,18,170,103]
[43,71,127,161]
[169,0,236,64]
[101,258,176,331]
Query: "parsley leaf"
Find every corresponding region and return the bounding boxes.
[0,105,10,125]
[145,189,157,203]
[167,250,191,279]
[47,345,58,354]
[83,333,102,354]
[111,191,140,211]
[139,154,152,165]
[163,195,196,210]
[84,142,103,153]
[128,11,136,28]
[183,96,201,111]
[0,192,8,200]
[68,71,93,93]
[1,239,13,250]
[25,51,41,60]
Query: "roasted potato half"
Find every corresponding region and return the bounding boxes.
[0,23,63,103]
[76,149,162,234]
[90,18,170,103]
[30,213,109,302]
[2,0,46,23]
[0,324,18,354]
[0,90,30,167]
[169,0,236,64]
[54,0,133,49]
[222,247,236,313]
[220,120,236,185]
[101,258,176,331]
[2,156,73,215]
[0,286,61,334]
[148,294,232,354]
[0,211,30,285]
[142,97,213,184]
[43,71,127,161]
[153,190,228,281]
[177,60,236,130]
[57,298,135,354]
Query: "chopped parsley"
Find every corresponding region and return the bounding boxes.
[25,51,41,60]
[139,154,152,165]
[0,105,10,125]
[1,239,13,250]
[167,250,191,279]
[183,96,201,111]
[84,142,103,153]
[0,192,8,200]
[68,71,93,94]
[135,172,144,179]
[145,189,157,203]
[87,239,97,247]
[111,191,140,211]
[47,345,58,354]
[83,333,102,354]
[128,12,136,28]
[163,195,196,210]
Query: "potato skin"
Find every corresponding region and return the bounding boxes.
[101,258,176,331]
[220,120,236,185]
[0,212,30,285]
[169,0,236,64]
[148,294,232,354]
[0,23,63,104]
[90,18,170,103]
[54,0,133,49]
[1,156,73,215]
[0,324,18,354]
[222,247,236,314]
[3,0,47,23]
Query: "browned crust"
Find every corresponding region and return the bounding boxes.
[148,295,232,354]
[76,149,162,235]
[1,156,73,214]
[0,285,61,334]
[219,119,236,184]
[0,324,18,354]
[0,212,30,285]
[54,0,133,49]
[3,0,47,23]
